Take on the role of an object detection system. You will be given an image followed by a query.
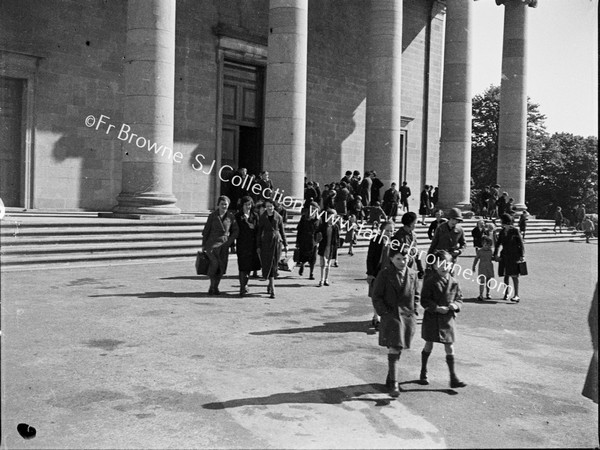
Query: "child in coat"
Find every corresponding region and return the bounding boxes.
[419,250,467,388]
[345,214,357,256]
[472,236,495,301]
[554,206,563,233]
[372,247,420,397]
[518,210,529,240]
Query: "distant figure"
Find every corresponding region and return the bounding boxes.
[295,202,320,280]
[382,182,400,222]
[582,215,595,243]
[518,210,530,240]
[340,170,353,186]
[471,219,488,250]
[368,201,387,229]
[304,181,318,205]
[432,187,439,210]
[488,184,500,219]
[334,181,351,216]
[399,181,411,212]
[428,209,447,241]
[496,192,508,217]
[419,185,431,225]
[428,208,466,265]
[554,206,564,233]
[494,213,524,302]
[370,171,384,206]
[257,198,288,299]
[350,170,362,196]
[316,208,340,287]
[360,171,373,206]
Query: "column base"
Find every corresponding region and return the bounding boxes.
[112,192,182,216]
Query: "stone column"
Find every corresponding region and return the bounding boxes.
[112,0,180,217]
[364,0,403,189]
[263,0,308,204]
[497,0,532,210]
[437,0,473,211]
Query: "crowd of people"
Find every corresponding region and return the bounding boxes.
[201,167,596,398]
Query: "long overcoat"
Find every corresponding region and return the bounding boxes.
[235,211,261,273]
[202,210,239,277]
[420,272,463,343]
[372,265,420,349]
[257,211,287,278]
[296,215,320,264]
[494,226,524,276]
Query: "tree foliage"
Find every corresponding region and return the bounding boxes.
[470,85,598,218]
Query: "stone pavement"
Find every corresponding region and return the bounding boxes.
[1,242,598,449]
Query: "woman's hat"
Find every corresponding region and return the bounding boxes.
[448,208,464,221]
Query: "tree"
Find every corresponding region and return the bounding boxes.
[471,85,548,193]
[526,133,598,218]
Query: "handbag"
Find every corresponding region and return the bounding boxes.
[195,251,210,275]
[518,260,528,276]
[278,251,295,272]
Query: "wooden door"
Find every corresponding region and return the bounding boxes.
[0,76,24,207]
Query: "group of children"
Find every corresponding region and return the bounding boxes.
[371,247,467,397]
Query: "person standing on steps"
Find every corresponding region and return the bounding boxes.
[419,250,467,389]
[399,181,411,213]
[202,195,239,295]
[256,198,288,299]
[371,247,420,398]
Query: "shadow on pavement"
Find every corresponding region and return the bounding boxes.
[399,380,458,395]
[89,291,205,299]
[250,320,371,335]
[203,382,458,410]
[461,297,503,305]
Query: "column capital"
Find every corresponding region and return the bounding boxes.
[495,0,538,7]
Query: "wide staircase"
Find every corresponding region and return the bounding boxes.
[0,210,592,270]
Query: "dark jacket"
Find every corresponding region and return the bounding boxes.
[494,226,524,277]
[317,219,340,259]
[202,210,239,277]
[420,272,463,343]
[428,222,466,256]
[428,218,447,240]
[257,211,287,278]
[370,177,384,204]
[296,215,320,263]
[372,265,420,349]
[235,211,261,272]
[471,226,488,248]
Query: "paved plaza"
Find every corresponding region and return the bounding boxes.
[1,241,598,449]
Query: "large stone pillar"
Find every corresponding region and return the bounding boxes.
[113,0,180,216]
[364,0,403,189]
[497,0,533,210]
[437,0,473,211]
[263,0,308,202]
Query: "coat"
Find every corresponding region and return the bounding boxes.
[372,265,420,349]
[257,211,287,278]
[317,219,340,259]
[494,226,524,277]
[202,210,239,277]
[420,272,463,343]
[428,222,466,257]
[392,227,423,272]
[296,215,320,264]
[235,211,261,273]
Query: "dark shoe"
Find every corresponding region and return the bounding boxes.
[419,372,429,385]
[299,266,304,276]
[332,262,338,268]
[270,292,275,299]
[477,295,484,301]
[317,281,323,287]
[450,378,467,389]
[485,293,491,299]
[324,280,330,286]
[309,275,315,280]
[510,296,520,303]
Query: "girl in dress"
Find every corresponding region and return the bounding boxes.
[472,236,495,301]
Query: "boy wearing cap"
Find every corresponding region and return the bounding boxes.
[428,208,467,264]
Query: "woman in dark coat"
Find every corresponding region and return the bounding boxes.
[256,198,288,298]
[202,195,239,295]
[316,208,340,287]
[235,196,261,297]
[419,185,430,225]
[295,202,320,280]
[366,220,396,329]
[493,213,524,302]
[372,248,420,397]
[419,250,466,388]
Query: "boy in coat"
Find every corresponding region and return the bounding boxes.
[419,250,467,389]
[372,247,420,397]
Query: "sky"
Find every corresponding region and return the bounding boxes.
[471,0,598,137]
